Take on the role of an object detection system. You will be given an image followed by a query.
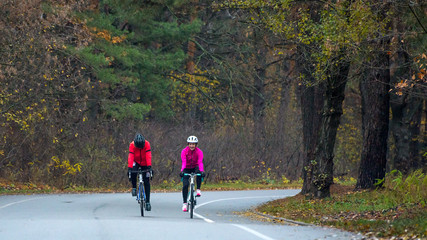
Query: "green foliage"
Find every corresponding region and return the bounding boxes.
[334,176,357,186]
[383,169,427,205]
[103,99,151,120]
[75,46,110,67]
[72,0,202,120]
[297,2,388,82]
[220,0,390,82]
[96,68,121,84]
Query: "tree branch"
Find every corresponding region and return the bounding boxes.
[167,73,226,119]
[408,2,427,34]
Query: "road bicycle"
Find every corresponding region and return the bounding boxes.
[131,168,151,217]
[183,172,202,219]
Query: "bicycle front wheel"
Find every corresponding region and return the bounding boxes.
[189,184,194,219]
[139,183,144,217]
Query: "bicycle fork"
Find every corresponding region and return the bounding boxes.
[188,178,197,204]
[138,173,145,203]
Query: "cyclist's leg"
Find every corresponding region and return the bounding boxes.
[196,176,202,189]
[182,174,190,203]
[196,176,202,196]
[131,165,138,188]
[143,174,150,202]
[130,165,138,196]
[181,174,190,211]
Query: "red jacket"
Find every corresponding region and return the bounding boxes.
[128,140,152,168]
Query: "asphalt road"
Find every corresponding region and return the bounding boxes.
[0,189,364,240]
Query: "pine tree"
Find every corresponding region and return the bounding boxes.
[74,0,202,120]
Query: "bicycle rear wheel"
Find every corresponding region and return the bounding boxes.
[189,184,194,218]
[139,183,144,217]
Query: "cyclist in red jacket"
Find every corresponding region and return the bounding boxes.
[128,133,152,211]
[180,135,205,212]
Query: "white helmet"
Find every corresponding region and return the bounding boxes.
[187,136,198,143]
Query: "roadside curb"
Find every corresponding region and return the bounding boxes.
[252,210,313,226]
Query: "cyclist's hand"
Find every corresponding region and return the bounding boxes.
[127,167,132,180]
[146,166,153,178]
[179,172,184,178]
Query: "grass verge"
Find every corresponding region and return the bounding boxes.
[257,171,427,239]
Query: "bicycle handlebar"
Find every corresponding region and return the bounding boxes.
[183,173,202,176]
[130,169,152,180]
[130,169,151,173]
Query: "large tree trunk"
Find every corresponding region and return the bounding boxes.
[304,57,350,198]
[300,83,324,195]
[390,94,423,174]
[296,42,325,195]
[297,1,352,198]
[357,1,394,189]
[357,44,391,189]
[409,104,422,170]
[389,14,423,174]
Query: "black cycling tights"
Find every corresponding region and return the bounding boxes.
[130,166,151,203]
[182,168,202,203]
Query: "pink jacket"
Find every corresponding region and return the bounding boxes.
[181,146,204,172]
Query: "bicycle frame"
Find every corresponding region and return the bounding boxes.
[183,172,202,219]
[131,168,151,217]
[137,171,146,203]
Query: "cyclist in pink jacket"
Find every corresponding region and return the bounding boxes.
[180,135,205,212]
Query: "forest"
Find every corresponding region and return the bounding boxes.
[0,0,426,198]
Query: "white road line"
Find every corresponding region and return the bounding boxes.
[193,195,284,239]
[195,195,284,209]
[193,212,214,223]
[0,197,44,209]
[233,224,276,240]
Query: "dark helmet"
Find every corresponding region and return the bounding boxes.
[134,133,145,149]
